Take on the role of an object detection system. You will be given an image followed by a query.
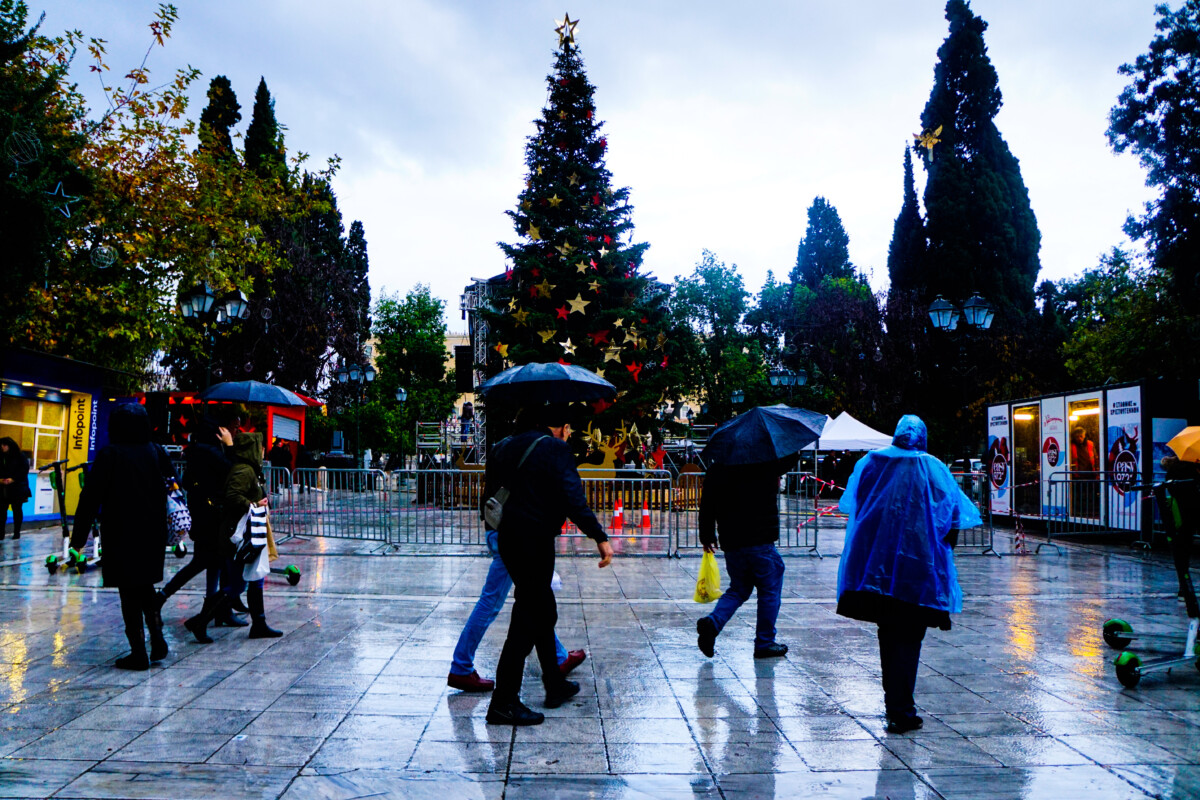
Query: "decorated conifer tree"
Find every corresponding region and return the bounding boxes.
[485,15,677,461]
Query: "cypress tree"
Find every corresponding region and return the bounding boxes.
[790,197,853,288]
[244,77,283,177]
[917,0,1040,323]
[886,146,925,293]
[197,75,240,159]
[485,16,675,453]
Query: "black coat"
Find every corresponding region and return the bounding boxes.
[483,429,608,542]
[698,462,787,550]
[0,443,31,502]
[181,441,232,544]
[71,441,172,587]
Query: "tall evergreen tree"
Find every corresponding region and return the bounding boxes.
[917,0,1040,323]
[244,77,283,177]
[1108,0,1200,327]
[197,75,240,158]
[886,146,925,293]
[484,16,677,456]
[790,197,853,287]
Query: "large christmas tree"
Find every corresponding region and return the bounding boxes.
[485,15,676,459]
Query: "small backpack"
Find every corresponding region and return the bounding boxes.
[483,436,548,530]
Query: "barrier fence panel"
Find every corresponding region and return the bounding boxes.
[270,468,391,541]
[950,471,997,556]
[575,470,674,556]
[1046,472,1147,549]
[672,471,822,557]
[390,469,487,549]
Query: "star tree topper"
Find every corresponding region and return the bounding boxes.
[555,13,579,47]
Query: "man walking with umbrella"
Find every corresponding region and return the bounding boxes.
[695,405,825,659]
[484,403,613,726]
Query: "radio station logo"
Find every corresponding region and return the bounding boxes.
[1042,436,1060,468]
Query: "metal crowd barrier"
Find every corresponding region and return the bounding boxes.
[269,467,392,542]
[1045,472,1147,549]
[575,469,674,555]
[950,471,997,556]
[673,471,822,557]
[391,468,488,549]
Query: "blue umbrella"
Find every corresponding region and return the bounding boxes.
[199,380,307,407]
[477,362,615,404]
[701,404,827,466]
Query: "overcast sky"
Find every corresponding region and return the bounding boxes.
[38,1,1160,333]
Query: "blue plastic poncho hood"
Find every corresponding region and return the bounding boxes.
[836,415,983,613]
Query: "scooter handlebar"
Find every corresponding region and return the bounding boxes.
[37,459,69,471]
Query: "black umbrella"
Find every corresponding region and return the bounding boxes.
[701,404,827,466]
[199,380,307,407]
[477,362,616,404]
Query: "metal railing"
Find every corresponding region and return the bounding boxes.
[1045,472,1147,549]
[950,471,996,556]
[672,472,822,557]
[269,467,392,542]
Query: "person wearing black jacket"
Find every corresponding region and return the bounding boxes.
[0,437,31,540]
[695,455,798,660]
[70,404,173,670]
[155,416,241,642]
[485,405,613,726]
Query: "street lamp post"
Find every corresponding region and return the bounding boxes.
[177,281,251,388]
[769,368,809,399]
[334,361,376,467]
[927,293,995,456]
[731,389,745,415]
[395,386,408,473]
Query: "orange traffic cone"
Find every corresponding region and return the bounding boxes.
[640,499,651,529]
[612,498,624,529]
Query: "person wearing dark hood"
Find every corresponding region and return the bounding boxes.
[484,404,613,726]
[155,415,241,642]
[222,431,283,639]
[836,415,981,733]
[695,454,797,660]
[0,437,31,540]
[70,404,175,670]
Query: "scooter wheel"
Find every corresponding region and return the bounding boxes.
[285,565,301,586]
[1114,651,1142,689]
[45,555,59,575]
[1103,619,1133,650]
[173,542,188,559]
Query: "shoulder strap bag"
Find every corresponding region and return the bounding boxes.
[483,435,548,530]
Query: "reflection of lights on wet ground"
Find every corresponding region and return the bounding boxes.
[1007,570,1037,658]
[1068,602,1105,668]
[4,632,28,704]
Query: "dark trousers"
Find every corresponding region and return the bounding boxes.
[160,536,220,599]
[1,499,22,536]
[247,579,266,617]
[118,583,162,655]
[493,531,562,706]
[878,622,927,721]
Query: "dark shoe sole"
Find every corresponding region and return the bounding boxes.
[149,642,168,662]
[544,680,580,709]
[754,644,789,659]
[184,618,213,644]
[886,715,924,734]
[115,654,150,671]
[697,617,717,658]
[486,708,545,726]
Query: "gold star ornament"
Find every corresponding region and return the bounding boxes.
[560,337,576,355]
[538,329,557,343]
[555,13,579,47]
[568,293,591,314]
[527,223,541,241]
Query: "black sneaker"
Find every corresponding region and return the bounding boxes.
[697,617,717,658]
[486,700,545,726]
[544,680,580,709]
[885,715,924,734]
[753,642,789,659]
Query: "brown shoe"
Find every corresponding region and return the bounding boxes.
[559,649,586,676]
[447,670,495,692]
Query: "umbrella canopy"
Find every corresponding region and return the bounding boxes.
[701,404,827,466]
[1166,426,1200,463]
[199,380,307,407]
[477,362,616,404]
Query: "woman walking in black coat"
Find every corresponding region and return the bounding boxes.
[70,404,174,670]
[0,437,31,540]
[155,416,242,642]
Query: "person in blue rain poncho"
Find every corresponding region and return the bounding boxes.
[837,415,982,733]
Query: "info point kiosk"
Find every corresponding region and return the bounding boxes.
[986,378,1199,535]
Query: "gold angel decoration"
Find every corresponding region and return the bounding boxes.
[914,125,943,154]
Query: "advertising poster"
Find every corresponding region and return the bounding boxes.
[1041,396,1066,518]
[1105,386,1142,530]
[987,405,1011,515]
[65,392,93,514]
[1151,417,1189,524]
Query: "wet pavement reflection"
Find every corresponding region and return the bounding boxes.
[0,525,1196,798]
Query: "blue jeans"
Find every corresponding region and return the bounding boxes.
[704,544,785,649]
[450,530,567,676]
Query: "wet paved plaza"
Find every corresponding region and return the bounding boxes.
[0,525,1196,799]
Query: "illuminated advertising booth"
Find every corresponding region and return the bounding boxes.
[1,349,128,523]
[985,379,1198,535]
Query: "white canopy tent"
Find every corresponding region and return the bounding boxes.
[811,411,892,451]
